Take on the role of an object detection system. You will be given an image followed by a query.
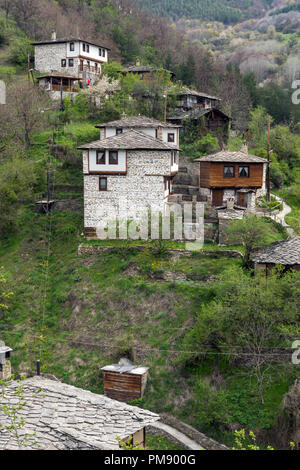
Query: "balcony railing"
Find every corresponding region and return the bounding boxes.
[78,64,101,75]
[51,84,74,92]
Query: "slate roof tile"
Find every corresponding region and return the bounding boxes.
[253,237,300,265]
[78,129,177,150]
[0,376,159,450]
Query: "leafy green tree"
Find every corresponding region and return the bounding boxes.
[181,269,300,405]
[226,215,278,268]
[0,156,41,235]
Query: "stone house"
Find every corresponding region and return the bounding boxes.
[79,117,180,239]
[0,376,159,450]
[194,149,267,210]
[121,60,175,82]
[174,88,221,112]
[32,31,110,95]
[167,87,230,143]
[253,237,300,275]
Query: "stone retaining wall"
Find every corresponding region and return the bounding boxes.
[78,244,242,259]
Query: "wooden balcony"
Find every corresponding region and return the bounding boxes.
[51,83,74,92]
[78,64,101,75]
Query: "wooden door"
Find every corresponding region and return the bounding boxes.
[238,192,247,207]
[79,60,84,72]
[212,189,224,207]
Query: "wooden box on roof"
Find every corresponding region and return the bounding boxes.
[101,358,149,402]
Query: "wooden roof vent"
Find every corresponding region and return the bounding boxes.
[101,358,149,403]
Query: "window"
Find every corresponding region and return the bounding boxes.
[168,133,175,143]
[99,48,102,56]
[239,166,250,178]
[109,151,118,165]
[99,177,107,191]
[172,152,177,166]
[116,128,123,135]
[83,43,86,52]
[70,42,74,51]
[103,49,106,57]
[96,151,105,165]
[87,61,90,69]
[61,59,66,67]
[224,166,235,178]
[86,44,90,53]
[68,58,74,67]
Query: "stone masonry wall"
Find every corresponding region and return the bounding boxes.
[84,150,172,230]
[35,43,70,74]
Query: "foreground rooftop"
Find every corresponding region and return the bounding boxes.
[253,237,300,266]
[0,376,159,450]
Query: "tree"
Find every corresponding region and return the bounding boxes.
[181,269,300,405]
[226,215,278,269]
[0,156,41,235]
[0,268,13,314]
[1,81,50,148]
[0,380,39,449]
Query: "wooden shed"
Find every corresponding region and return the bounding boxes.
[101,358,149,403]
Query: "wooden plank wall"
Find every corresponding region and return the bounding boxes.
[104,372,142,402]
[209,163,263,188]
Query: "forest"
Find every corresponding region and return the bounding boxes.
[134,0,275,24]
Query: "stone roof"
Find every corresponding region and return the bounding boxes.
[122,65,174,76]
[37,72,80,80]
[167,107,231,122]
[194,150,267,163]
[179,88,221,101]
[95,115,181,129]
[253,237,300,266]
[0,376,159,450]
[101,358,149,376]
[31,38,110,50]
[78,129,177,151]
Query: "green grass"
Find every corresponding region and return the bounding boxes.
[0,202,294,449]
[146,435,184,450]
[273,187,300,234]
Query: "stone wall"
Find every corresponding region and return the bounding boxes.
[78,244,243,259]
[83,149,172,230]
[35,43,70,74]
[0,361,12,380]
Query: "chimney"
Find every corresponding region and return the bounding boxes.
[136,58,141,67]
[0,341,13,381]
[241,141,248,154]
[156,125,163,141]
[121,112,127,119]
[226,197,235,211]
[101,358,149,402]
[51,31,57,41]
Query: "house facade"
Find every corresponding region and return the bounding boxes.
[121,60,175,82]
[79,117,180,239]
[176,88,221,111]
[195,149,267,210]
[32,32,109,92]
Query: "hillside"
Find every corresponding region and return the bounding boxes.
[134,0,278,24]
[0,1,300,452]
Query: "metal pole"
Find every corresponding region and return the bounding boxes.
[36,360,40,376]
[60,79,64,112]
[47,170,50,215]
[267,116,271,203]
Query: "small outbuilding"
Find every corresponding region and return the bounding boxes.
[101,358,149,403]
[253,237,300,275]
[0,341,13,380]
